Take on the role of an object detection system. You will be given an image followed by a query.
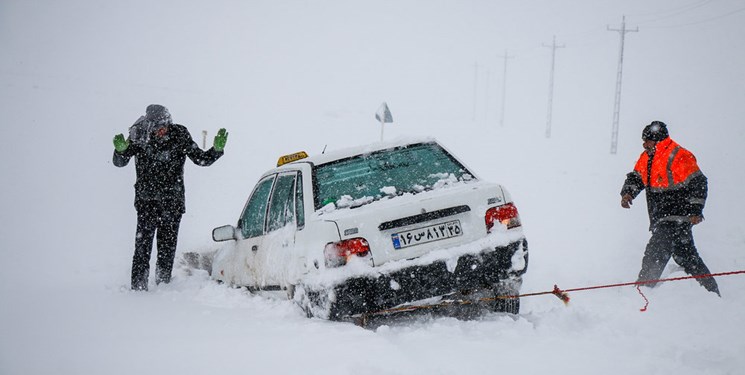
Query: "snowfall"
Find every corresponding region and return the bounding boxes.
[1,1,744,374]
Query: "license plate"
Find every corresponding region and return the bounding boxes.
[391,220,463,249]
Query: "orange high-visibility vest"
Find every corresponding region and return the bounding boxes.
[633,138,701,193]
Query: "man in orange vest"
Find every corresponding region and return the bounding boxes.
[620,121,720,296]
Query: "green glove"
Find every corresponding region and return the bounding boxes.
[213,128,228,152]
[113,133,129,153]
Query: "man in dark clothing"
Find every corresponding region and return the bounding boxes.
[620,121,719,296]
[113,104,228,291]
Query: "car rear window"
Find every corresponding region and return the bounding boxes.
[313,142,474,210]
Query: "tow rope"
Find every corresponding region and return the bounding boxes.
[357,270,745,322]
[524,270,745,309]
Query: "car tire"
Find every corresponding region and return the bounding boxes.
[294,284,337,320]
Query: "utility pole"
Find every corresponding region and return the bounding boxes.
[472,62,478,121]
[543,35,565,138]
[498,50,515,127]
[484,68,490,122]
[608,15,638,154]
[202,130,207,149]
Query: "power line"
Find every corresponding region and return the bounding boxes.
[629,0,713,21]
[646,5,745,28]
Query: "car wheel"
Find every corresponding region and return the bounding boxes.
[294,284,336,320]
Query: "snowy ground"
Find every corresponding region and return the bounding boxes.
[2,1,745,374]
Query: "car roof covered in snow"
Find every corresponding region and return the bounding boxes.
[281,136,439,167]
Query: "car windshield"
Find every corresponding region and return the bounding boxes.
[313,142,474,210]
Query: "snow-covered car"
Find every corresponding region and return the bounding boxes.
[210,137,528,320]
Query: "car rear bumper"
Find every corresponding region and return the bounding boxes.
[327,238,528,319]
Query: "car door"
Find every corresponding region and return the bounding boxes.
[252,171,302,289]
[236,174,275,287]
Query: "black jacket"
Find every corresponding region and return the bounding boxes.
[621,146,707,228]
[113,124,223,213]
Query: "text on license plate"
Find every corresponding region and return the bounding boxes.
[391,220,463,249]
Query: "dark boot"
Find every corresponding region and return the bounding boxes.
[698,277,720,297]
[131,280,148,291]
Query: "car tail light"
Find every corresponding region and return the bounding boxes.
[324,237,370,268]
[485,203,521,232]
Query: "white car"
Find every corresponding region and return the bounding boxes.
[211,137,528,320]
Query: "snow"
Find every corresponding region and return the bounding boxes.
[2,1,745,374]
[334,194,374,209]
[379,186,397,196]
[317,178,482,219]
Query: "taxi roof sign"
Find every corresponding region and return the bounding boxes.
[277,151,309,167]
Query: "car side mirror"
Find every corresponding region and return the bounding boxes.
[212,225,237,242]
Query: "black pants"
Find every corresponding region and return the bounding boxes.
[131,202,183,290]
[637,221,719,295]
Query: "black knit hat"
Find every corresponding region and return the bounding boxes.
[642,121,669,142]
[145,104,172,126]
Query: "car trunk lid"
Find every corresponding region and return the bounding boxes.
[321,181,508,266]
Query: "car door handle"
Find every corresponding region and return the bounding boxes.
[252,245,258,252]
